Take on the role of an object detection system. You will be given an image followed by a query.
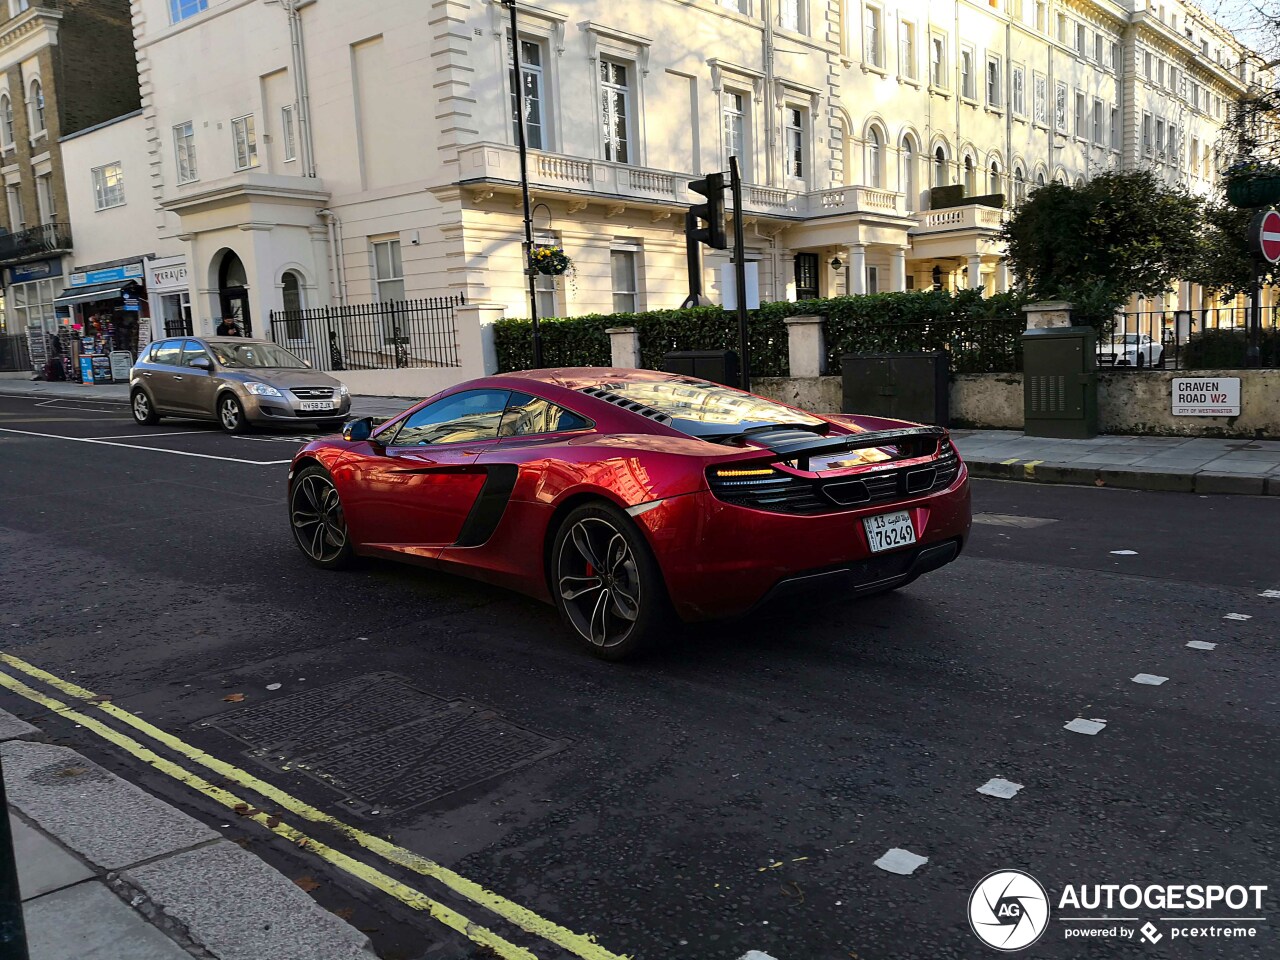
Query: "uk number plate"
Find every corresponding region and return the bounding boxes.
[300,400,334,411]
[863,511,917,553]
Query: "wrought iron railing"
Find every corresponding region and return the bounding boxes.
[268,296,464,371]
[0,222,72,263]
[1109,308,1279,370]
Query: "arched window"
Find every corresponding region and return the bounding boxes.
[1036,171,1046,187]
[901,135,917,210]
[989,160,1001,195]
[28,79,44,134]
[1074,176,1085,188]
[866,126,882,189]
[282,271,304,312]
[934,146,948,187]
[1013,165,1025,203]
[0,95,11,148]
[963,155,976,194]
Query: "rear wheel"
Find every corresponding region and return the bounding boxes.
[550,502,670,661]
[131,389,160,426]
[217,393,249,434]
[1136,353,1146,369]
[290,464,353,569]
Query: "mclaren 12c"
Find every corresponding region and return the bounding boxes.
[288,368,971,659]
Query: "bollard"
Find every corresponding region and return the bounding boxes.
[0,751,30,960]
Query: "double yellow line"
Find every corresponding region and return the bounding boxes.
[0,654,629,960]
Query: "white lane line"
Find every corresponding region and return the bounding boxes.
[1186,641,1217,650]
[1259,589,1280,599]
[86,431,212,441]
[1064,718,1106,735]
[977,778,1024,799]
[34,398,129,411]
[0,427,291,465]
[1223,613,1252,621]
[873,848,928,875]
[1132,674,1168,686]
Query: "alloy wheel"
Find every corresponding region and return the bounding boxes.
[133,392,150,422]
[556,517,641,649]
[219,396,241,431]
[291,473,348,563]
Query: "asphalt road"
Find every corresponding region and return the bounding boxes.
[1,391,1277,960]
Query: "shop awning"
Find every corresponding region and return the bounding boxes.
[54,282,125,306]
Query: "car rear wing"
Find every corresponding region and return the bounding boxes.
[745,424,948,471]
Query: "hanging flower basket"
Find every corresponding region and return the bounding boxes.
[530,245,571,276]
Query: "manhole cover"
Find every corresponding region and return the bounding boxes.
[203,673,568,816]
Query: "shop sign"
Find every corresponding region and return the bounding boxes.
[8,259,62,285]
[69,263,144,288]
[147,263,189,288]
[1172,378,1241,417]
[123,295,142,313]
[109,351,133,381]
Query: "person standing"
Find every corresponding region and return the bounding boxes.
[216,317,243,337]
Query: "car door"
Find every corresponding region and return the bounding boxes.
[173,340,218,416]
[140,340,185,412]
[340,389,511,557]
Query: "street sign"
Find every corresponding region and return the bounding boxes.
[1250,209,1280,263]
[1172,377,1241,417]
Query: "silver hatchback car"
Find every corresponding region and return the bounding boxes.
[129,337,351,433]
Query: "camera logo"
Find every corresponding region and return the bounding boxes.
[969,870,1051,951]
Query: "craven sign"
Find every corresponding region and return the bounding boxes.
[1172,378,1241,417]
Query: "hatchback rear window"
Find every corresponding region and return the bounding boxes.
[586,380,824,438]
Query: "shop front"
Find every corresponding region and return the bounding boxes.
[6,259,65,335]
[146,256,192,339]
[52,260,149,384]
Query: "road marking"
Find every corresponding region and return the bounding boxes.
[1223,613,1252,621]
[0,654,629,960]
[972,513,1058,529]
[873,848,927,875]
[0,668,539,960]
[1186,641,1216,650]
[1000,458,1020,465]
[86,431,213,441]
[1132,674,1168,686]
[976,778,1024,799]
[1064,718,1106,735]
[0,428,291,465]
[1023,459,1044,478]
[0,416,130,423]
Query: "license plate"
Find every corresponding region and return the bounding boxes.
[863,511,917,554]
[300,400,333,411]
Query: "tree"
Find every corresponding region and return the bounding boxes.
[1000,169,1203,325]
[1187,201,1280,300]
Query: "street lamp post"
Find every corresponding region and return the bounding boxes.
[501,0,543,369]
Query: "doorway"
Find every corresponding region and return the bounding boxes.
[218,251,252,336]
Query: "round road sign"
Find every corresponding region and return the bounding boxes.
[1254,209,1280,263]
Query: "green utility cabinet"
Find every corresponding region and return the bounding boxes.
[1021,327,1098,439]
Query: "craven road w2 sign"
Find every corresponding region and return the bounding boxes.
[1172,377,1242,417]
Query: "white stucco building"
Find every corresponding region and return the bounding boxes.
[86,0,1267,386]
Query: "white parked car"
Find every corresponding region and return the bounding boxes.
[1100,333,1163,368]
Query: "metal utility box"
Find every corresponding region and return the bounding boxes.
[1022,326,1098,438]
[840,352,950,426]
[661,350,740,387]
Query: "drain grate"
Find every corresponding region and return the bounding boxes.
[202,673,568,816]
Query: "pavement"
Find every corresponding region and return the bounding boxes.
[1,387,1278,959]
[2,376,1278,496]
[2,710,375,960]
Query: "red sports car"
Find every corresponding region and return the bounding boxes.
[288,369,971,659]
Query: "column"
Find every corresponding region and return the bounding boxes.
[848,244,867,295]
[967,255,984,291]
[890,247,907,292]
[605,326,641,368]
[996,259,1010,293]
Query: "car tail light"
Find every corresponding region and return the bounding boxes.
[706,465,827,514]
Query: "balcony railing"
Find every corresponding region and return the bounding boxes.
[912,203,1005,234]
[0,222,72,263]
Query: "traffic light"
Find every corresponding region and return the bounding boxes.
[687,173,727,250]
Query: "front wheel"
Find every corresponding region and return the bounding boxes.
[550,502,671,660]
[1136,354,1146,369]
[217,393,249,434]
[289,464,353,569]
[131,389,160,426]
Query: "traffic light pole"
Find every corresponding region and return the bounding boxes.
[503,0,543,369]
[729,157,750,392]
[1247,259,1262,368]
[681,211,704,309]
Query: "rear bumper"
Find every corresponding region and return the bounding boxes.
[635,466,971,621]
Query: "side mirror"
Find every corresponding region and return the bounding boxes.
[191,357,213,371]
[342,417,374,442]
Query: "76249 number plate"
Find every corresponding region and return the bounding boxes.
[863,510,917,553]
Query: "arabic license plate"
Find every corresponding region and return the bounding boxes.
[863,511,917,554]
[300,400,334,412]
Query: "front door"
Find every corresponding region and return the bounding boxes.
[220,288,252,337]
[795,252,820,300]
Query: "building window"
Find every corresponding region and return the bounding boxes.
[91,162,125,210]
[1155,118,1165,155]
[1035,0,1046,32]
[865,4,884,68]
[784,105,805,180]
[510,37,547,151]
[372,239,404,302]
[865,265,879,294]
[610,242,639,313]
[1075,23,1086,56]
[0,95,11,148]
[988,160,1000,194]
[930,34,946,88]
[1094,33,1104,62]
[986,56,1001,106]
[1012,66,1025,115]
[1111,41,1120,71]
[1033,73,1046,124]
[1074,91,1085,137]
[961,48,974,99]
[6,184,22,231]
[963,155,975,194]
[1056,14,1067,43]
[231,114,258,171]
[36,173,54,223]
[173,121,197,182]
[1054,81,1067,132]
[169,0,207,23]
[1013,166,1026,203]
[1091,98,1103,145]
[1142,113,1152,154]
[281,104,297,162]
[795,252,819,299]
[899,20,917,80]
[28,79,43,134]
[599,59,631,163]
[934,145,947,186]
[900,135,916,208]
[722,90,747,173]
[1111,106,1120,150]
[1157,59,1165,87]
[9,0,30,15]
[1144,51,1153,79]
[865,126,882,188]
[1009,0,1024,21]
[719,0,748,11]
[779,0,801,33]
[282,270,304,313]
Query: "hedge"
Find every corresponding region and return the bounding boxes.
[1180,328,1280,369]
[493,290,1029,377]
